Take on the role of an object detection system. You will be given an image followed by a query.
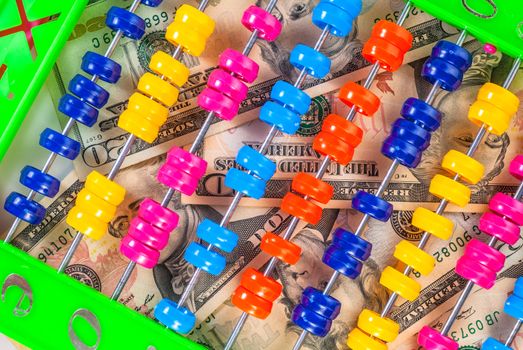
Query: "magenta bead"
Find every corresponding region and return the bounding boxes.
[417,326,457,350]
[139,198,179,232]
[207,69,248,103]
[509,155,523,180]
[198,87,239,121]
[219,48,259,83]
[455,255,496,289]
[489,192,523,226]
[166,146,207,179]
[483,43,497,54]
[464,239,505,273]
[241,5,282,42]
[157,163,199,195]
[120,235,160,269]
[480,211,520,245]
[128,217,169,251]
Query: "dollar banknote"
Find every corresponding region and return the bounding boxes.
[47,0,472,178]
[183,49,523,212]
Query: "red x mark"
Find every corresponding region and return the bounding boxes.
[0,0,61,60]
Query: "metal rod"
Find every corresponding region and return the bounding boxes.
[111,261,137,300]
[505,320,522,346]
[440,281,474,335]
[57,231,84,273]
[224,312,249,350]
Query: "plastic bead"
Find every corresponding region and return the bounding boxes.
[417,326,458,350]
[322,243,362,279]
[69,74,110,109]
[394,240,435,276]
[357,309,400,342]
[75,189,117,223]
[241,5,282,42]
[429,174,471,208]
[232,286,272,319]
[236,146,276,181]
[292,173,333,204]
[389,118,431,150]
[207,69,248,102]
[137,72,179,107]
[118,110,159,143]
[412,207,454,240]
[363,38,403,72]
[149,51,190,87]
[300,287,341,319]
[292,304,332,337]
[155,299,196,335]
[196,219,239,253]
[174,4,215,37]
[241,268,282,302]
[381,136,422,168]
[455,255,496,289]
[224,168,266,200]
[106,7,146,40]
[313,131,354,165]
[464,239,505,273]
[479,211,519,245]
[260,232,301,265]
[505,294,523,321]
[58,94,99,127]
[312,0,358,37]
[259,101,301,135]
[20,166,60,198]
[4,192,46,224]
[347,328,387,350]
[281,193,322,225]
[128,217,169,251]
[332,228,372,261]
[352,191,393,222]
[138,198,179,233]
[488,193,523,226]
[379,266,420,301]
[371,20,413,53]
[157,162,199,196]
[141,0,163,7]
[468,100,511,136]
[401,97,442,132]
[322,114,363,148]
[481,337,512,350]
[166,5,215,56]
[166,146,207,179]
[183,242,226,275]
[433,40,473,72]
[120,235,160,269]
[198,88,238,121]
[85,171,126,206]
[422,57,463,92]
[339,82,380,117]
[514,278,523,298]
[39,128,81,160]
[66,208,107,240]
[509,155,523,180]
[478,83,519,116]
[270,81,311,115]
[219,48,259,84]
[81,51,122,84]
[441,150,485,184]
[127,92,169,126]
[290,44,331,79]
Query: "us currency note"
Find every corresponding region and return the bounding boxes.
[48,0,472,178]
[183,49,523,212]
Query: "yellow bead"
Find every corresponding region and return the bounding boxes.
[441,150,485,185]
[347,328,387,350]
[75,189,116,223]
[429,174,471,207]
[379,266,420,301]
[412,207,454,240]
[127,92,169,126]
[166,21,207,57]
[137,72,179,107]
[85,171,125,207]
[393,240,435,276]
[174,4,215,38]
[118,110,159,143]
[357,309,400,342]
[478,83,519,116]
[468,100,510,136]
[149,51,190,87]
[66,207,107,241]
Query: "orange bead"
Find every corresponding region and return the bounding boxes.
[372,20,413,53]
[281,192,322,225]
[231,286,272,319]
[261,232,301,265]
[313,131,354,166]
[362,37,404,72]
[241,268,282,302]
[292,172,333,204]
[322,114,363,148]
[339,82,380,117]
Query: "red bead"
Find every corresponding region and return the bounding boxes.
[281,192,322,225]
[371,20,413,53]
[363,37,404,72]
[231,286,272,319]
[292,173,333,204]
[313,131,354,166]
[321,114,363,148]
[260,232,301,265]
[339,82,380,117]
[241,268,282,302]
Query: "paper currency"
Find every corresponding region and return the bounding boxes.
[48,0,469,178]
[183,49,523,212]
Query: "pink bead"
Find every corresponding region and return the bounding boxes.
[207,69,248,103]
[157,162,199,196]
[120,235,160,269]
[197,87,239,121]
[241,5,282,42]
[455,255,496,289]
[219,48,259,83]
[128,217,169,251]
[464,239,505,273]
[417,326,457,350]
[166,147,207,179]
[509,155,523,181]
[139,198,179,232]
[489,192,523,226]
[483,43,497,54]
[479,211,520,245]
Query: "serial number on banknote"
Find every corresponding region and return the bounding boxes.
[449,311,501,342]
[373,6,424,23]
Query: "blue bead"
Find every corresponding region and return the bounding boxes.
[270,81,311,115]
[183,242,226,276]
[196,219,238,253]
[312,2,353,37]
[481,337,512,350]
[390,118,431,150]
[504,294,523,321]
[292,304,332,337]
[81,52,122,84]
[68,74,110,108]
[236,146,276,181]
[332,228,372,261]
[422,57,463,92]
[381,135,422,168]
[39,128,80,160]
[141,0,163,7]
[322,243,362,279]
[290,44,331,79]
[322,0,362,19]
[4,192,46,224]
[58,94,99,127]
[301,287,341,320]
[19,166,60,198]
[432,40,472,73]
[514,277,523,298]
[351,191,393,222]
[154,298,196,334]
[259,101,301,135]
[106,7,146,40]
[401,98,442,132]
[224,168,266,200]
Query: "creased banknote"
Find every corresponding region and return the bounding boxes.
[47,0,471,178]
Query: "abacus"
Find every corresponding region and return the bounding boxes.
[418,155,523,349]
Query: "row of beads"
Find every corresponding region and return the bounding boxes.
[4,1,161,225]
